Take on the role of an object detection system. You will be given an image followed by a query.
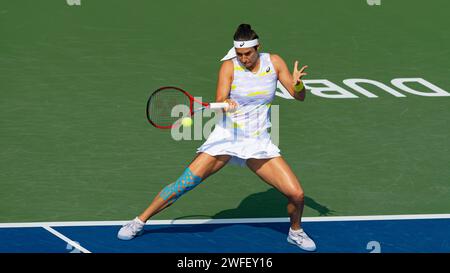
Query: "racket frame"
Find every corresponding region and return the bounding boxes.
[146,86,228,129]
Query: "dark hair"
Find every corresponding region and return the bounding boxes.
[233,24,259,41]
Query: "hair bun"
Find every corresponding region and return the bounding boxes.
[238,24,252,31]
[233,23,258,41]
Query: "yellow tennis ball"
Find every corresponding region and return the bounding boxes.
[181,117,193,127]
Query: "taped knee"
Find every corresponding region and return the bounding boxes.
[159,168,202,203]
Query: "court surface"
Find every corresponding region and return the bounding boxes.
[1,0,449,253]
[2,215,450,253]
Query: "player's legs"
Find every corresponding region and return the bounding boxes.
[246,156,304,229]
[246,156,316,251]
[138,152,231,222]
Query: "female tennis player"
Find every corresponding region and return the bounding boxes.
[118,24,316,251]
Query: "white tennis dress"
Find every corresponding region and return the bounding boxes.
[197,53,281,166]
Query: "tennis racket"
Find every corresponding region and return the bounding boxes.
[146,86,228,129]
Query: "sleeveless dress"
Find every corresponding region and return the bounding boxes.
[197,53,281,167]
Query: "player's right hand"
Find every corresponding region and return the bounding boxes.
[223,98,238,112]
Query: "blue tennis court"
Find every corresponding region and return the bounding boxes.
[1,215,449,253]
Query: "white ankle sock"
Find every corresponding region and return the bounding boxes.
[135,217,145,225]
[290,228,304,234]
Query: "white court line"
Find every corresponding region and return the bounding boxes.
[42,225,91,254]
[1,213,450,228]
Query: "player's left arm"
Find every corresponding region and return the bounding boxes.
[271,54,308,101]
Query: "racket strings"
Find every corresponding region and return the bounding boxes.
[148,89,191,127]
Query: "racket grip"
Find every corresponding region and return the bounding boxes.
[209,102,229,109]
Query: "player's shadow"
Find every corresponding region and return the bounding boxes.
[213,188,336,219]
[141,188,335,236]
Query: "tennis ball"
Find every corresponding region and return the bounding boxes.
[181,117,193,127]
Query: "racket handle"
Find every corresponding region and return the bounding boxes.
[209,102,229,109]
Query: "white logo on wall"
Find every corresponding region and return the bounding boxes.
[366,241,381,253]
[367,0,381,6]
[66,0,81,6]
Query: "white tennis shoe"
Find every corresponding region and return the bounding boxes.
[287,228,317,252]
[117,217,145,240]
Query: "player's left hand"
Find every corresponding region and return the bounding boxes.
[292,61,308,86]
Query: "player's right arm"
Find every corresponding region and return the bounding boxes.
[216,60,238,111]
